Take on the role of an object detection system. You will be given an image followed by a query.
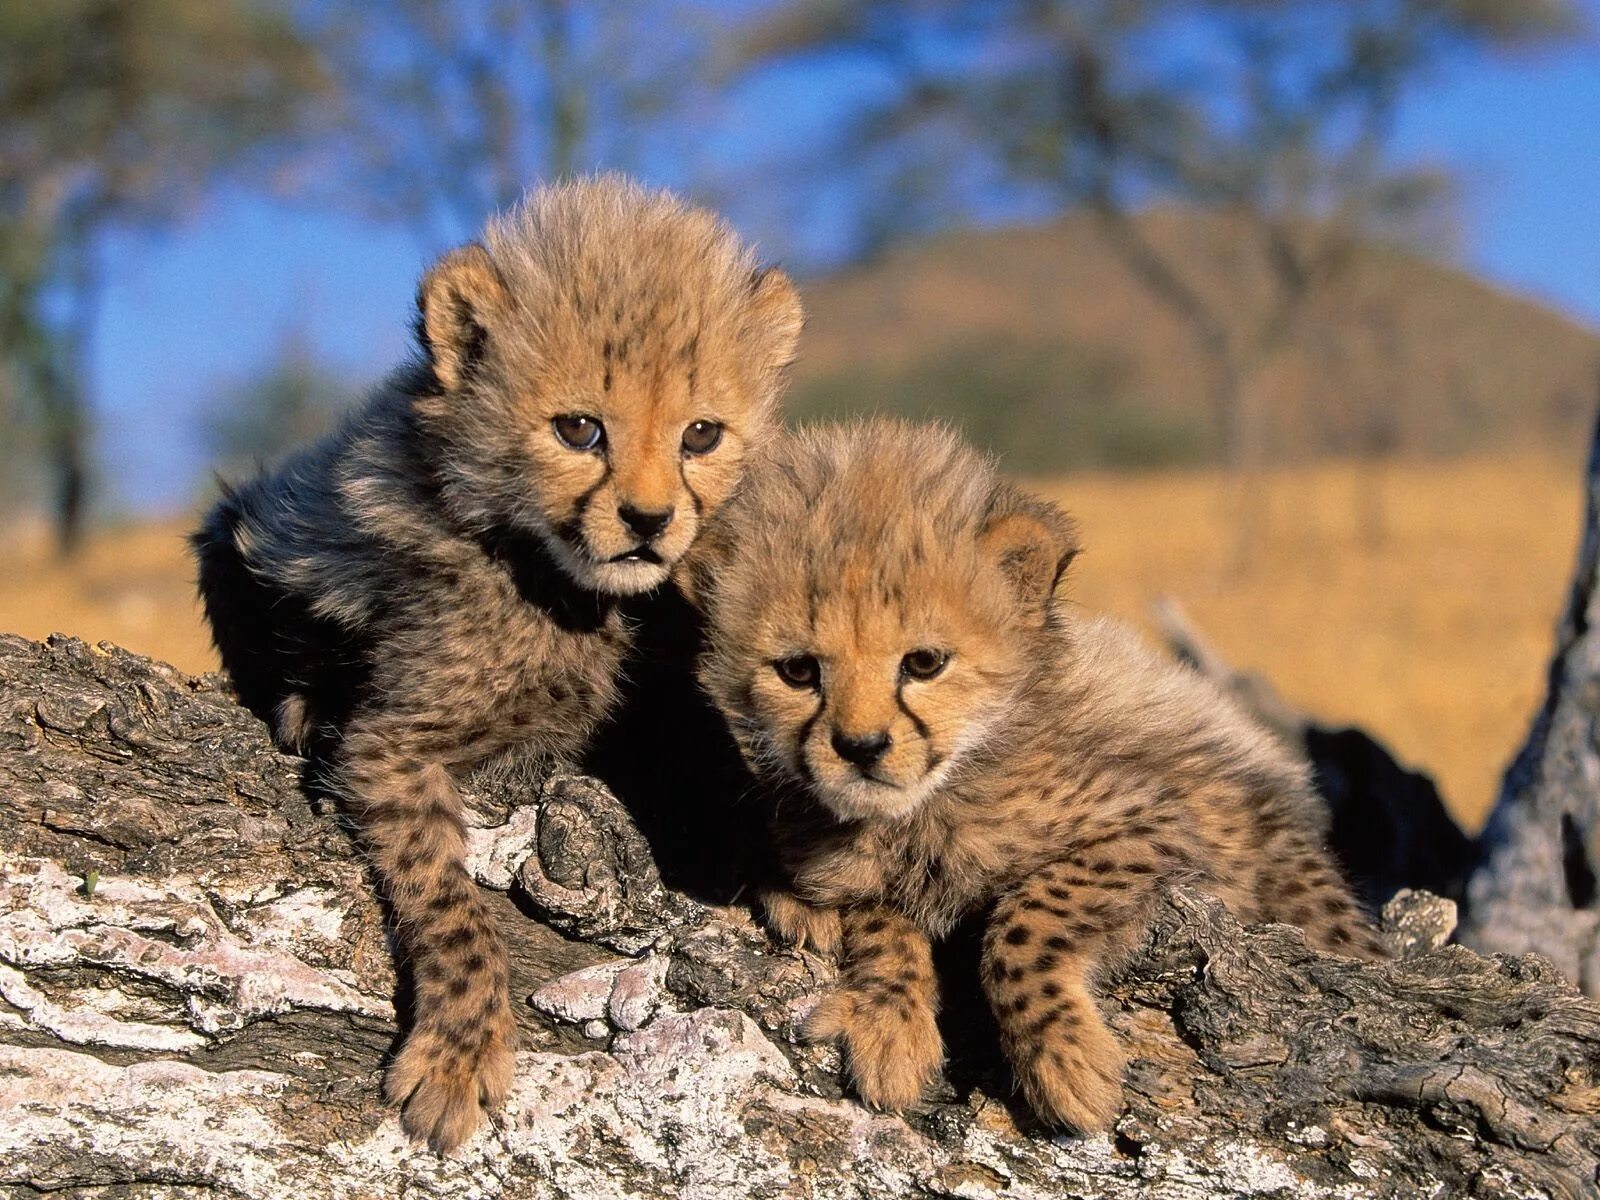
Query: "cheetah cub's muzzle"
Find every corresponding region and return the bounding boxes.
[768,644,1000,822]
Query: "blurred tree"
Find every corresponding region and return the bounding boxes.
[726,0,1580,564]
[303,0,712,245]
[0,0,326,555]
[202,331,352,484]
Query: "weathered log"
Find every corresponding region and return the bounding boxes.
[1462,411,1600,994]
[2,632,1598,1198]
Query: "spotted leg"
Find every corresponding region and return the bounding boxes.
[805,905,941,1110]
[980,856,1162,1131]
[339,716,516,1154]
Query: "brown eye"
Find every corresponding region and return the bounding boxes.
[774,654,820,689]
[553,415,603,450]
[901,649,949,681]
[682,420,723,455]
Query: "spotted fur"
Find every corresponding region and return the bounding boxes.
[688,418,1382,1129]
[192,176,802,1152]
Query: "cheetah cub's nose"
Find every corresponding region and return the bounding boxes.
[832,729,892,769]
[619,505,674,539]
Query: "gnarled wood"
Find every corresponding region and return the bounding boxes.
[2,633,1597,1198]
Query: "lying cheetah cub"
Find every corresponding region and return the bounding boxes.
[194,176,802,1151]
[687,419,1382,1130]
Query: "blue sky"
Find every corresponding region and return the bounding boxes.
[88,7,1600,514]
[1391,20,1600,321]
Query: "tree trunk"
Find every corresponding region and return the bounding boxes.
[46,396,86,558]
[2,632,1596,1197]
[1461,405,1600,994]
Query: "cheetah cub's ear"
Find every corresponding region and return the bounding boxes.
[743,266,805,376]
[418,243,512,391]
[980,488,1081,623]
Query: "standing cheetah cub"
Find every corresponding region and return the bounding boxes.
[687,419,1382,1130]
[192,176,802,1151]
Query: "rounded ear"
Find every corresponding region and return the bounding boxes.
[418,243,510,391]
[745,266,804,373]
[979,491,1081,620]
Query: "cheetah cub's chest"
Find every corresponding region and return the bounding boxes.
[793,798,1029,937]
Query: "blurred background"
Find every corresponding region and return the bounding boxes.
[1,0,1596,831]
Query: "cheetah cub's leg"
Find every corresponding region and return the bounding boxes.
[1258,829,1388,960]
[805,905,941,1110]
[981,858,1160,1132]
[761,888,842,955]
[339,718,515,1154]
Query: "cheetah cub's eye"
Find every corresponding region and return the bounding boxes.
[901,649,950,681]
[682,420,723,455]
[553,415,604,451]
[774,654,821,689]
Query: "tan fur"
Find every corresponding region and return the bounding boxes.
[193,176,801,1152]
[804,906,941,1109]
[690,418,1382,1128]
[761,888,843,955]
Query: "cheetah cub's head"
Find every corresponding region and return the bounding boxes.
[414,174,803,595]
[688,420,1078,822]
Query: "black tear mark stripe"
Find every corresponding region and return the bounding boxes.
[571,463,613,523]
[794,699,827,786]
[678,458,706,517]
[895,689,937,776]
[895,689,931,740]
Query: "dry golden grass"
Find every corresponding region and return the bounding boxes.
[1031,450,1585,830]
[0,518,217,682]
[0,449,1583,831]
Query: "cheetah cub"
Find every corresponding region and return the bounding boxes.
[687,419,1382,1131]
[192,176,802,1151]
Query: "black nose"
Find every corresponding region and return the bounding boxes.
[831,729,891,769]
[619,505,674,539]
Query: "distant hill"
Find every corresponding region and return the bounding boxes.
[788,208,1600,471]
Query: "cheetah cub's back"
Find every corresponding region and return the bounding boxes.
[688,418,1381,1130]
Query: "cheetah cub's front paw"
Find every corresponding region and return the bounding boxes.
[805,987,942,1111]
[762,890,842,955]
[385,1006,517,1154]
[1014,1008,1126,1133]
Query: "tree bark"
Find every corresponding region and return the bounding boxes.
[1461,406,1600,993]
[2,632,1597,1198]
